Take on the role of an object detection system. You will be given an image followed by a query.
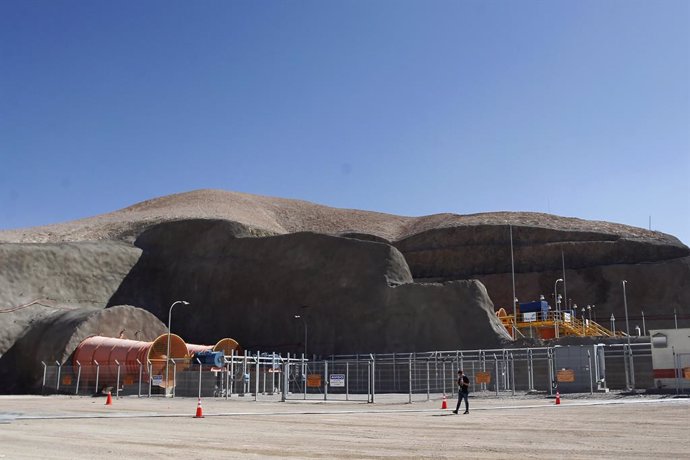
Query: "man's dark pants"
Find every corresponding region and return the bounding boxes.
[455,391,469,413]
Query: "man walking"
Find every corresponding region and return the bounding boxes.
[452,370,470,414]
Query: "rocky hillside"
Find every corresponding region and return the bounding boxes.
[1,189,687,392]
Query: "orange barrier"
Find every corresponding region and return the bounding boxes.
[72,334,189,386]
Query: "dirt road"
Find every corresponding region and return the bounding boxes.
[1,394,688,459]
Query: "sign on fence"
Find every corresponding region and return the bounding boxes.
[475,371,491,384]
[152,375,163,386]
[307,374,322,388]
[556,369,575,383]
[329,374,345,387]
[523,312,537,322]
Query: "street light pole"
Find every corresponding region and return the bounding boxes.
[622,280,635,390]
[554,279,563,315]
[622,281,631,340]
[166,300,189,391]
[641,310,646,336]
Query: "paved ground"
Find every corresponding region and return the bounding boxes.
[1,393,689,459]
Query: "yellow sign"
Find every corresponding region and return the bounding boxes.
[556,369,575,383]
[307,374,322,388]
[475,371,491,384]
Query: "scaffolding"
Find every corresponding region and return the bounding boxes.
[497,309,624,340]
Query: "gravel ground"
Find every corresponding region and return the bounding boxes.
[1,392,688,459]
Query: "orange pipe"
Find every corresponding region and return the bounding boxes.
[72,334,189,385]
[187,338,242,357]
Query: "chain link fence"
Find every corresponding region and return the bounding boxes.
[39,343,688,401]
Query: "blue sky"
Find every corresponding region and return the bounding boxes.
[1,0,689,244]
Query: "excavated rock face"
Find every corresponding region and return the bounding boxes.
[108,220,509,355]
[0,189,687,394]
[0,305,165,393]
[394,224,690,331]
[0,241,142,356]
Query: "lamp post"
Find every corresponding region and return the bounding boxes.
[592,304,596,322]
[622,281,631,341]
[587,305,592,322]
[641,310,646,336]
[622,280,635,390]
[294,314,308,360]
[554,279,563,314]
[166,300,189,391]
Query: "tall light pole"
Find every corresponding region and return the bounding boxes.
[554,279,563,314]
[509,224,517,339]
[294,314,307,360]
[622,280,635,390]
[641,310,646,336]
[622,281,631,340]
[166,300,189,391]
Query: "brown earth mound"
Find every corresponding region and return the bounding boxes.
[0,189,687,395]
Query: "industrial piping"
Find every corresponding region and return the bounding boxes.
[187,337,242,357]
[72,334,189,387]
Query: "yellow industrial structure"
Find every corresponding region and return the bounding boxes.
[496,304,623,340]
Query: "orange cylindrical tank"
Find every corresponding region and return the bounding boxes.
[72,334,189,386]
[187,338,242,357]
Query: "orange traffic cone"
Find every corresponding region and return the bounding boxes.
[555,391,561,405]
[194,398,204,418]
[441,395,448,410]
[105,391,113,406]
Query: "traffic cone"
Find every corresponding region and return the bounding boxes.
[441,394,448,410]
[555,391,561,405]
[194,398,204,418]
[105,391,112,406]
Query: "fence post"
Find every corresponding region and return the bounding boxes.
[147,360,152,398]
[367,360,371,403]
[393,352,397,392]
[547,349,554,396]
[426,359,430,401]
[75,361,82,395]
[255,353,260,402]
[302,353,307,400]
[628,344,636,390]
[271,352,276,395]
[673,347,679,395]
[494,354,499,396]
[55,361,61,392]
[442,361,447,396]
[229,349,235,397]
[172,360,177,397]
[527,349,533,392]
[510,352,515,396]
[136,359,142,398]
[324,360,329,401]
[346,361,349,401]
[115,360,121,399]
[371,358,376,404]
[197,358,202,400]
[408,357,412,404]
[282,353,289,402]
[41,361,47,395]
[587,350,593,395]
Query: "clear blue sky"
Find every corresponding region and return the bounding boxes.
[2,1,689,244]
